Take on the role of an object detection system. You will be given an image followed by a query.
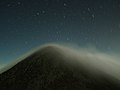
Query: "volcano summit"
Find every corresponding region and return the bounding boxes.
[0,44,120,90]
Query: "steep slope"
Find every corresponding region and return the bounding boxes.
[0,45,120,90]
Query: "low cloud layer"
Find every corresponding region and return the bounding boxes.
[0,43,120,81]
[0,64,6,72]
[55,44,120,80]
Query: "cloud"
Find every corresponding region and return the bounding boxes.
[0,64,6,73]
[56,44,120,80]
[0,43,120,81]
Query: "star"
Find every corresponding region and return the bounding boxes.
[7,4,11,7]
[88,8,91,12]
[17,2,21,5]
[63,15,66,19]
[56,31,59,34]
[66,37,70,41]
[36,12,40,16]
[110,29,113,32]
[42,10,46,14]
[25,41,28,44]
[92,14,95,18]
[63,3,67,7]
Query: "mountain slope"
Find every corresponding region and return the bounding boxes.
[0,45,120,90]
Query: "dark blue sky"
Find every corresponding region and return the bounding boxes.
[0,0,120,64]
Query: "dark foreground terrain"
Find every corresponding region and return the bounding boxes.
[0,45,120,90]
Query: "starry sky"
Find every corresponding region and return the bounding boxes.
[0,0,120,64]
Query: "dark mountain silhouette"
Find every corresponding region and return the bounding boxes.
[0,45,120,90]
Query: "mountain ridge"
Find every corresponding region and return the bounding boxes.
[0,44,120,90]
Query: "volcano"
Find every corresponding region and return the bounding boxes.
[0,44,120,90]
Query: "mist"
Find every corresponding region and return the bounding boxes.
[0,43,120,81]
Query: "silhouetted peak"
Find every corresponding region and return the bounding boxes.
[1,44,120,90]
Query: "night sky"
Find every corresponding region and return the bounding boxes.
[0,0,120,64]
